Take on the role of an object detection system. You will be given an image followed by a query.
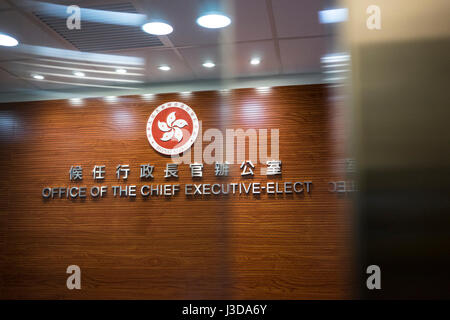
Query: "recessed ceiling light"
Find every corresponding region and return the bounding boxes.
[250,58,261,65]
[69,98,83,106]
[116,68,127,74]
[202,61,215,68]
[196,14,231,29]
[142,22,173,35]
[0,33,19,47]
[321,53,350,64]
[105,96,117,102]
[32,74,44,80]
[324,76,346,82]
[256,86,271,93]
[73,71,85,77]
[141,93,154,100]
[158,65,171,71]
[323,69,348,74]
[318,8,348,24]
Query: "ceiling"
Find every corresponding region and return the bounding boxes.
[0,0,335,99]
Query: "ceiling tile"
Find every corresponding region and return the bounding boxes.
[0,10,70,62]
[177,45,222,79]
[178,40,279,79]
[272,0,326,38]
[0,58,146,91]
[0,68,36,92]
[222,0,272,43]
[0,0,326,97]
[0,11,66,49]
[139,0,272,47]
[132,48,195,83]
[227,40,280,78]
[279,37,328,74]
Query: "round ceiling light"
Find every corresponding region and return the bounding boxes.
[0,33,18,47]
[250,58,261,65]
[202,61,215,68]
[32,74,44,80]
[196,14,231,29]
[105,96,117,102]
[158,65,171,71]
[73,71,85,77]
[142,22,173,35]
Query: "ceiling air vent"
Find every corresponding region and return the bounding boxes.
[33,2,163,52]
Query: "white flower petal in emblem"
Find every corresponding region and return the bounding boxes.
[172,119,188,128]
[160,129,174,141]
[158,120,170,132]
[173,127,183,142]
[166,111,176,127]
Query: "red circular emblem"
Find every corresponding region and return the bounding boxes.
[146,102,199,155]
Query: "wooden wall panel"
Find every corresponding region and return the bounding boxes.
[0,85,353,299]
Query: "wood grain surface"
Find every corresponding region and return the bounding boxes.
[0,85,353,299]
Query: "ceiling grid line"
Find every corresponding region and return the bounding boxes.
[265,0,283,74]
[157,35,198,81]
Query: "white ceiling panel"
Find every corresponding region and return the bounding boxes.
[20,77,141,91]
[123,48,195,83]
[0,11,66,50]
[24,80,73,91]
[279,37,328,74]
[227,40,280,78]
[177,45,222,79]
[221,0,272,43]
[0,58,146,91]
[0,68,36,92]
[272,0,326,38]
[139,0,272,47]
[0,10,69,62]
[178,40,280,79]
[0,0,327,99]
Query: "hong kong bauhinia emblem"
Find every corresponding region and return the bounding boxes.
[146,101,199,156]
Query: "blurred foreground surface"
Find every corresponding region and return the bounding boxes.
[344,0,450,298]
